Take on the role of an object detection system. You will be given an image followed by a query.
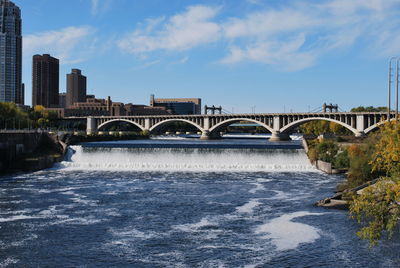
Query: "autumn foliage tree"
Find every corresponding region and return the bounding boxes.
[370,121,400,177]
[350,121,400,246]
[350,179,400,247]
[300,120,351,135]
[0,102,30,128]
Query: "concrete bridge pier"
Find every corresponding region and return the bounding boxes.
[200,131,210,140]
[87,117,97,135]
[355,131,366,138]
[269,131,291,142]
[200,131,221,140]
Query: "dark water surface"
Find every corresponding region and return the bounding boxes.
[1,138,399,267]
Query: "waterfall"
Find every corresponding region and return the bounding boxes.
[60,145,316,172]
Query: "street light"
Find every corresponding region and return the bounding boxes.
[388,57,398,121]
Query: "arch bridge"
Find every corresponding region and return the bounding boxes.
[83,112,391,141]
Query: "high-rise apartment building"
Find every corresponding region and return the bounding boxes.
[0,0,23,104]
[32,54,59,108]
[66,69,86,108]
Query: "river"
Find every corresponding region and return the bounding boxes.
[0,137,399,267]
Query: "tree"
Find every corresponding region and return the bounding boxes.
[300,120,351,136]
[370,121,400,177]
[349,121,400,246]
[300,121,330,135]
[350,179,400,247]
[0,102,30,129]
[37,118,48,128]
[34,105,45,113]
[351,106,387,112]
[316,140,339,163]
[333,150,350,169]
[346,137,380,189]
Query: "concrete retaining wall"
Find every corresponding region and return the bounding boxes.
[316,160,333,174]
[0,132,60,173]
[303,138,342,174]
[302,138,309,153]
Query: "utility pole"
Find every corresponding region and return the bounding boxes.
[397,58,399,119]
[388,57,397,121]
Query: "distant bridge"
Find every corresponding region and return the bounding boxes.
[77,112,393,141]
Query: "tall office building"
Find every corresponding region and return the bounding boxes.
[0,0,22,104]
[66,69,86,107]
[32,54,59,108]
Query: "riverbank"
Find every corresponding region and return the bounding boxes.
[302,135,382,209]
[0,131,150,175]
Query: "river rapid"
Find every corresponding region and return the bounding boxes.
[0,138,399,267]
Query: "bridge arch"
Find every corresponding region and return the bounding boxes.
[97,119,145,131]
[208,118,274,135]
[279,117,359,135]
[364,119,396,134]
[149,119,204,134]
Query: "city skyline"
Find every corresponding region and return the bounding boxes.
[18,0,400,112]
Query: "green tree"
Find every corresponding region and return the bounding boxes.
[37,118,48,128]
[316,140,339,163]
[351,106,387,112]
[0,102,30,129]
[333,149,350,169]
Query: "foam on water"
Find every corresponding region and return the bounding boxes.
[256,211,325,251]
[110,227,158,240]
[59,146,316,172]
[0,257,19,268]
[0,215,41,223]
[249,183,265,194]
[236,199,261,214]
[174,218,217,232]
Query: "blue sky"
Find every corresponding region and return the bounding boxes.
[19,0,400,113]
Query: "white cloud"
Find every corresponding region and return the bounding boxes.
[220,0,400,69]
[24,26,97,64]
[323,0,399,16]
[221,34,318,71]
[223,9,320,39]
[118,5,221,54]
[118,0,400,71]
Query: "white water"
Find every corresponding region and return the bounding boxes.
[256,211,325,251]
[60,146,316,172]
